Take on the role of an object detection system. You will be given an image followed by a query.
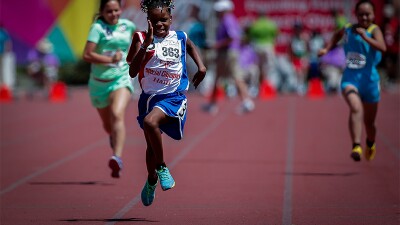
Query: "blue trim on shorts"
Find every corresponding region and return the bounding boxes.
[137,91,187,140]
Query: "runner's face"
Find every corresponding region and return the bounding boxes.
[356,3,375,28]
[148,7,172,38]
[101,0,121,25]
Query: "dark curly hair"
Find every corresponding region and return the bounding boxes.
[140,0,175,13]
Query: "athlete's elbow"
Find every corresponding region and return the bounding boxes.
[129,67,138,78]
[381,45,387,53]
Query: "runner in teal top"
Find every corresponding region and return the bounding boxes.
[319,0,386,162]
[83,0,136,178]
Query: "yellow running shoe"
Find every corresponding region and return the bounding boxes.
[365,143,376,161]
[350,145,362,162]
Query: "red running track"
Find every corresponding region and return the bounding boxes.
[1,86,399,225]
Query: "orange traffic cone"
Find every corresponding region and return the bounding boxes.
[307,77,325,98]
[208,85,225,100]
[49,81,67,102]
[259,80,276,100]
[0,84,13,103]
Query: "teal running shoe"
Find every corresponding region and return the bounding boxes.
[157,166,175,191]
[141,180,157,206]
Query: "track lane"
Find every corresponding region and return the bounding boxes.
[0,88,398,225]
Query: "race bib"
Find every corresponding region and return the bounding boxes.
[346,52,366,69]
[103,50,124,68]
[156,39,182,62]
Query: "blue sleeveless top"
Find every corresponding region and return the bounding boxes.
[342,23,381,79]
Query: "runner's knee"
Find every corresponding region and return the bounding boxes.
[345,89,359,98]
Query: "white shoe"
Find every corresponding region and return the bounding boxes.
[237,99,255,114]
[202,103,218,115]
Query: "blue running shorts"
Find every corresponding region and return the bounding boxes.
[341,71,380,103]
[137,91,187,140]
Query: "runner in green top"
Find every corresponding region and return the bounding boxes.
[87,17,135,80]
[83,0,136,178]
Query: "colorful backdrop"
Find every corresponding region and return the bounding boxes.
[1,0,98,64]
[0,0,385,64]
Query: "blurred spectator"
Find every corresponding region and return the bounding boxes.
[381,3,399,85]
[0,23,16,89]
[319,45,346,94]
[289,21,309,95]
[274,54,298,93]
[247,12,279,95]
[239,24,259,98]
[203,0,254,115]
[181,3,208,53]
[331,8,348,30]
[181,3,208,91]
[0,24,12,59]
[26,38,60,95]
[307,28,325,80]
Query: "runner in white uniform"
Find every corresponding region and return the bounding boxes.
[126,0,206,207]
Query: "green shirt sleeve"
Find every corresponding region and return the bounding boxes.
[87,23,102,44]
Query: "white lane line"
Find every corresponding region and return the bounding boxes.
[282,99,296,225]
